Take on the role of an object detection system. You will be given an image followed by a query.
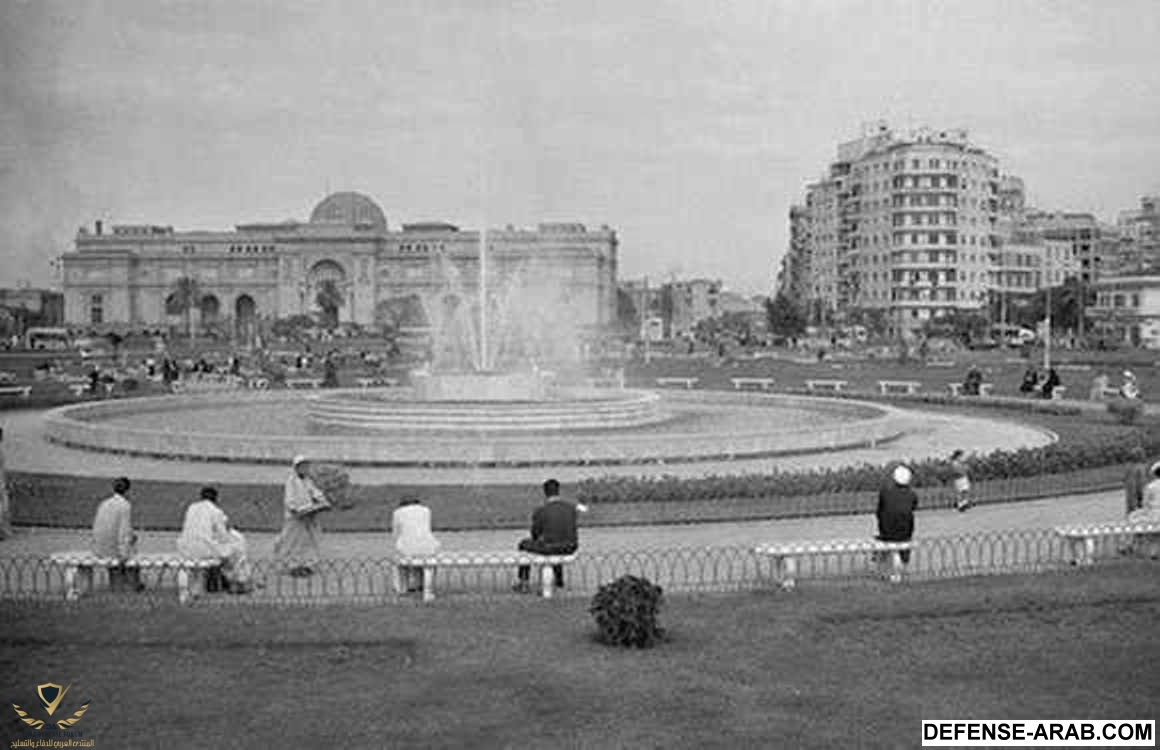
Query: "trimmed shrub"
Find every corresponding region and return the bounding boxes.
[590,575,665,648]
[310,463,353,509]
[1107,399,1144,425]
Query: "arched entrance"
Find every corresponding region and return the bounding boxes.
[307,260,347,328]
[199,294,220,333]
[235,295,257,345]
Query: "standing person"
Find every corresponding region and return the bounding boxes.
[1121,370,1140,400]
[1124,459,1149,516]
[274,455,331,577]
[948,450,972,512]
[514,479,578,593]
[1127,461,1160,558]
[177,486,253,593]
[1090,372,1110,401]
[91,477,144,592]
[876,465,918,569]
[0,426,11,540]
[391,497,441,593]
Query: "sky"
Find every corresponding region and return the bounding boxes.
[2,0,1159,296]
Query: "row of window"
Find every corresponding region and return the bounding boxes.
[397,243,447,254]
[229,245,276,254]
[854,157,998,177]
[1098,293,1141,308]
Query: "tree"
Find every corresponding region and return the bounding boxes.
[167,277,201,340]
[316,280,344,329]
[922,309,989,345]
[765,293,807,338]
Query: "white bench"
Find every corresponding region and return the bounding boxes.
[49,551,221,604]
[390,552,578,602]
[1050,386,1067,401]
[730,377,775,391]
[0,385,32,399]
[286,377,323,390]
[877,380,921,395]
[804,379,848,394]
[947,382,993,397]
[247,377,270,389]
[655,377,699,390]
[754,539,913,590]
[356,376,400,389]
[0,371,16,383]
[1054,521,1160,566]
[67,382,91,397]
[979,383,993,396]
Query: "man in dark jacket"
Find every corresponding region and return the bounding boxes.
[514,479,578,592]
[877,465,918,565]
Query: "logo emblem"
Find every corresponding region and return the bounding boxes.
[12,681,90,730]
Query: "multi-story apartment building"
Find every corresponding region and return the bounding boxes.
[784,122,1012,337]
[1114,195,1160,274]
[1020,211,1116,285]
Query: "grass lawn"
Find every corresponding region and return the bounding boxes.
[2,564,1158,749]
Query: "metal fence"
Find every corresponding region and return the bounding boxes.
[2,527,1152,608]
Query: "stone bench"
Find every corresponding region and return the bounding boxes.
[389,551,578,602]
[949,382,994,397]
[655,377,699,390]
[49,551,222,604]
[286,378,323,390]
[1050,386,1067,401]
[356,376,400,389]
[0,385,32,399]
[1054,521,1160,566]
[67,382,91,397]
[804,379,848,394]
[877,380,921,395]
[730,377,775,391]
[754,539,913,590]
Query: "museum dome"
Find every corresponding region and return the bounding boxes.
[309,192,387,231]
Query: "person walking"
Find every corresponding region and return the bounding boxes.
[274,455,331,577]
[949,450,972,512]
[514,479,578,593]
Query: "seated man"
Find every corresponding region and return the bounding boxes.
[177,486,253,594]
[92,476,144,592]
[391,496,441,593]
[514,479,578,592]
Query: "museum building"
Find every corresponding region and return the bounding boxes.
[59,192,618,336]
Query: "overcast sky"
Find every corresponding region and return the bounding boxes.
[2,0,1159,295]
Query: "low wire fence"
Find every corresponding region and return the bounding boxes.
[2,527,1153,608]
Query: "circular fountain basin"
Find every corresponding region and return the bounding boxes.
[411,370,548,402]
[41,390,912,468]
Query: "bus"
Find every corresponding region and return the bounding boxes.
[24,327,71,350]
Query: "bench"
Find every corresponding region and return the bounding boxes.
[655,377,699,390]
[49,551,222,604]
[248,377,270,390]
[804,379,848,394]
[0,371,16,383]
[356,376,400,389]
[1050,386,1067,401]
[0,385,32,399]
[730,377,775,391]
[1054,522,1160,566]
[286,378,323,390]
[754,539,913,590]
[67,382,91,397]
[947,382,992,397]
[877,380,921,395]
[389,552,578,602]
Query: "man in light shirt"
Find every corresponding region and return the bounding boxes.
[391,497,441,593]
[177,486,253,594]
[91,476,144,592]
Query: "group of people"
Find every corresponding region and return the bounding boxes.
[1018,365,1063,399]
[89,459,587,595]
[90,454,333,594]
[1090,370,1140,401]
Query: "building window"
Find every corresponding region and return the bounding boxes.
[89,294,104,324]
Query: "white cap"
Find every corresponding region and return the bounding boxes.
[892,465,912,486]
[292,455,308,466]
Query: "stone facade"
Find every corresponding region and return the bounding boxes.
[59,193,618,337]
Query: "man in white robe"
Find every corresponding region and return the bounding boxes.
[177,486,252,592]
[274,455,329,577]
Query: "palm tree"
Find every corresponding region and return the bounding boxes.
[315,280,344,330]
[167,277,201,340]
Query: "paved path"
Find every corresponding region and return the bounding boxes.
[2,489,1125,559]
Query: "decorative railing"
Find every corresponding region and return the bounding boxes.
[2,527,1151,608]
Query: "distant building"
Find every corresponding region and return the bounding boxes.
[1021,210,1116,285]
[1087,274,1160,348]
[59,192,618,346]
[0,287,64,331]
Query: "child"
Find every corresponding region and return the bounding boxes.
[949,449,972,512]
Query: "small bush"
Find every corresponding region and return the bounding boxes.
[1107,399,1144,425]
[590,575,665,648]
[310,463,353,509]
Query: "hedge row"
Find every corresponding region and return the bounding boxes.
[576,415,1152,505]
